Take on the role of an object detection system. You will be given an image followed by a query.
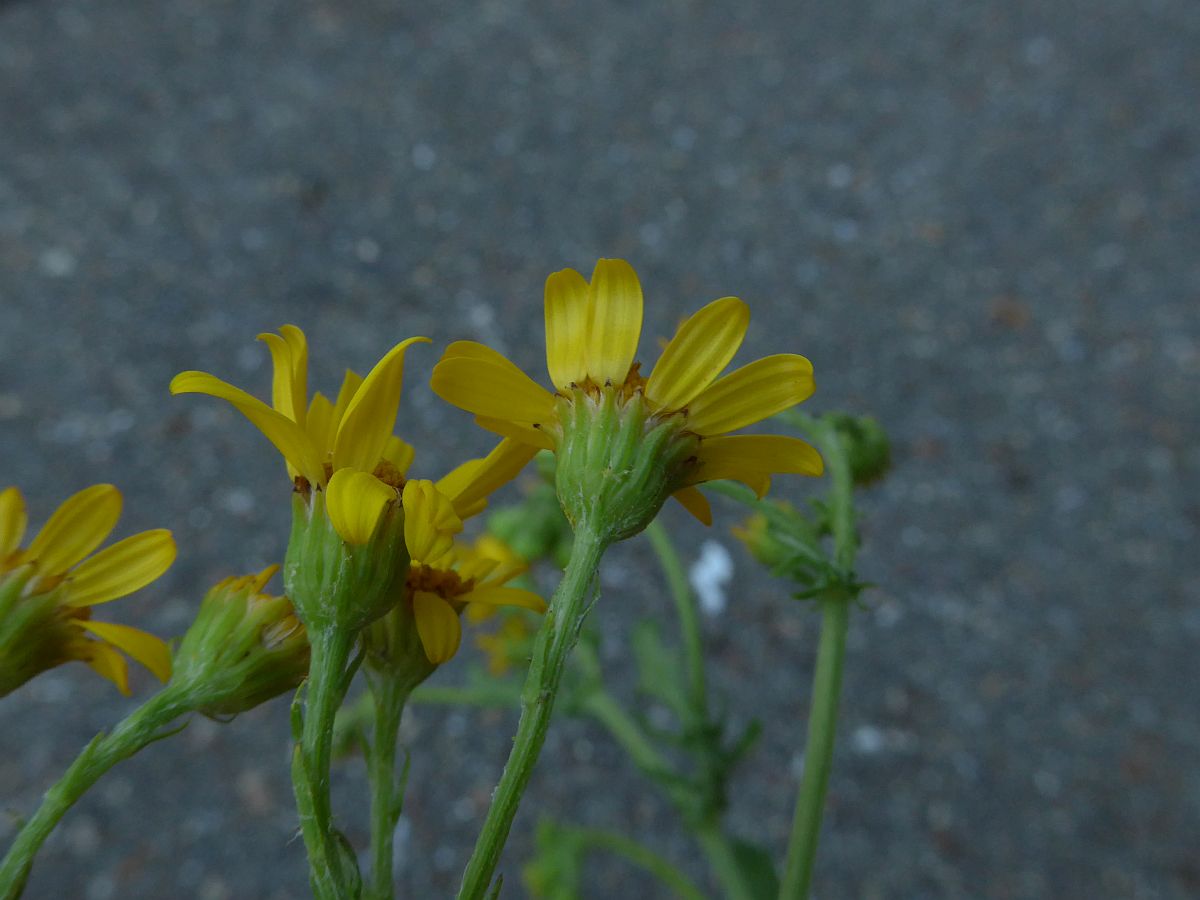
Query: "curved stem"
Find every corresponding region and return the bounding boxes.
[694,823,758,900]
[779,418,856,900]
[292,625,358,900]
[580,690,671,775]
[0,688,188,898]
[645,521,707,713]
[365,672,410,900]
[456,525,608,900]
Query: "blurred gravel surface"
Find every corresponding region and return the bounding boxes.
[1,0,1197,897]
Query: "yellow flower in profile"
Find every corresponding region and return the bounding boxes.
[173,326,536,632]
[171,325,430,546]
[172,325,534,546]
[401,491,545,664]
[431,259,822,534]
[0,485,175,696]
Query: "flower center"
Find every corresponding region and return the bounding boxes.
[406,564,475,602]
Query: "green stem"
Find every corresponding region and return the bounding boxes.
[779,417,857,900]
[365,672,411,900]
[583,690,757,900]
[292,625,359,900]
[456,525,609,900]
[645,521,707,713]
[694,823,758,900]
[0,688,189,898]
[580,690,671,775]
[567,826,706,900]
[779,599,849,899]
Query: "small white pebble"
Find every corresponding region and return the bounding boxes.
[689,540,733,616]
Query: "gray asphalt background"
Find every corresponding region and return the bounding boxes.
[1,0,1197,897]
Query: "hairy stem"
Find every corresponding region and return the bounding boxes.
[456,525,608,900]
[364,672,410,900]
[779,416,857,899]
[0,688,188,899]
[292,626,358,900]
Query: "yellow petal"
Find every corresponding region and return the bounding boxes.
[671,487,713,526]
[26,484,121,577]
[544,268,590,390]
[586,258,643,384]
[249,563,281,593]
[743,474,772,499]
[383,436,416,474]
[84,641,130,695]
[65,530,176,607]
[413,592,462,664]
[689,435,823,494]
[685,354,815,436]
[0,486,27,558]
[645,296,749,412]
[306,391,336,461]
[442,340,527,370]
[333,337,431,473]
[326,469,397,545]
[438,439,538,519]
[257,325,309,427]
[79,621,172,683]
[464,585,547,613]
[332,369,364,432]
[171,371,326,486]
[402,480,462,564]
[464,602,498,624]
[430,357,558,423]
[473,416,556,452]
[279,324,309,423]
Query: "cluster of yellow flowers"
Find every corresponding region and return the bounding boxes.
[2,257,818,696]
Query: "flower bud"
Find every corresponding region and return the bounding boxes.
[827,414,891,486]
[731,508,799,573]
[170,566,310,717]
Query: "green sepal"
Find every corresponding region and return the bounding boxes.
[554,390,698,544]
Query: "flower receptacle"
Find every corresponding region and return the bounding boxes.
[284,491,410,634]
[553,389,698,545]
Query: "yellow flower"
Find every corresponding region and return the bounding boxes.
[171,325,428,545]
[0,484,175,696]
[402,505,546,664]
[171,325,536,545]
[431,259,822,529]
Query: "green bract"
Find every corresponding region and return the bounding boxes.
[284,491,410,632]
[553,390,699,545]
[170,570,309,717]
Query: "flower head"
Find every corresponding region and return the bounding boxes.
[431,259,822,540]
[172,326,536,630]
[170,565,310,717]
[171,325,429,544]
[0,485,174,696]
[400,508,546,664]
